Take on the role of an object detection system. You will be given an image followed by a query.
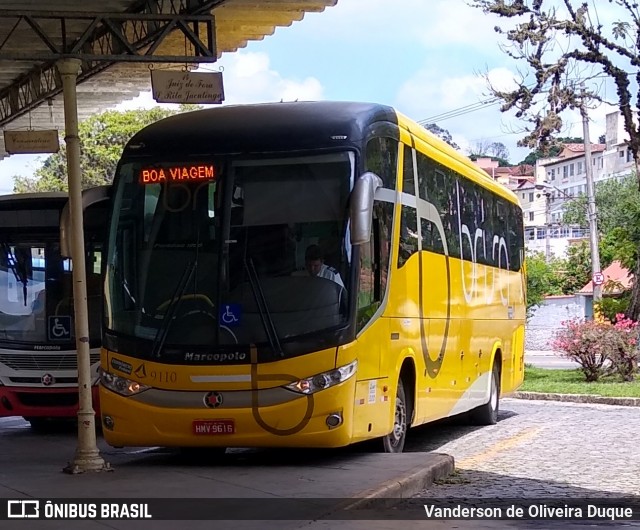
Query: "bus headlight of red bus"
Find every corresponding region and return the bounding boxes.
[285,360,357,395]
[100,369,150,397]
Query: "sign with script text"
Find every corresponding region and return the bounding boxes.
[4,130,60,154]
[151,71,224,104]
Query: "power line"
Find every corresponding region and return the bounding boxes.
[419,97,501,124]
[418,71,625,126]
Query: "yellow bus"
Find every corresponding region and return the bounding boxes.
[100,102,525,453]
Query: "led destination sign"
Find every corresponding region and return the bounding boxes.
[140,164,216,184]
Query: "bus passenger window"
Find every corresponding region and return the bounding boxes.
[402,145,415,196]
[398,207,418,268]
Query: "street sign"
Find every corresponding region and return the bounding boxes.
[592,272,605,286]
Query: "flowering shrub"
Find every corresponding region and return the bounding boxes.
[609,314,640,382]
[551,313,640,382]
[551,319,614,381]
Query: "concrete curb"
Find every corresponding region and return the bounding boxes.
[513,391,640,407]
[336,453,455,511]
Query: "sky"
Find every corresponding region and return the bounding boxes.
[0,0,623,194]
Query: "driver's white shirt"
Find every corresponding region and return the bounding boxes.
[316,264,344,289]
[293,264,345,289]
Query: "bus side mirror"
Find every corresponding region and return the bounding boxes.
[350,172,383,245]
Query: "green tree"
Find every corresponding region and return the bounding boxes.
[561,240,594,294]
[563,175,640,270]
[13,105,198,192]
[526,245,593,318]
[526,251,563,317]
[471,0,640,320]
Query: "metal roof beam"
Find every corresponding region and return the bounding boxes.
[0,10,217,62]
[0,0,224,127]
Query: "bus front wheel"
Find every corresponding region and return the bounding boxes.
[381,379,407,453]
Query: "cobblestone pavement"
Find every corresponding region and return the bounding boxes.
[404,398,640,497]
[304,398,640,530]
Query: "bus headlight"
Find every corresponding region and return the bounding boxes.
[285,360,357,395]
[100,369,150,397]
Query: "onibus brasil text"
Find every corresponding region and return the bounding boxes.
[7,500,152,519]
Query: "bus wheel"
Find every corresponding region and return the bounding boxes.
[470,363,500,425]
[24,417,49,432]
[24,417,71,433]
[381,379,407,453]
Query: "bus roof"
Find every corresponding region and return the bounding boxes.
[122,101,519,207]
[396,111,520,205]
[0,191,68,207]
[124,101,397,156]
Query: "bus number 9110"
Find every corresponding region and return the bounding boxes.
[150,370,177,384]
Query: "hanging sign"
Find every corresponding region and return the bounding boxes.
[150,70,224,104]
[4,130,60,154]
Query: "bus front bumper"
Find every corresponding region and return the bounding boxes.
[0,385,100,418]
[99,379,355,448]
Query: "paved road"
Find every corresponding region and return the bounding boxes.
[307,398,640,529]
[3,399,639,529]
[525,351,580,370]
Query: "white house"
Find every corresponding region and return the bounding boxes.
[519,109,638,259]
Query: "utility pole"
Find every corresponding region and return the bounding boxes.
[581,99,602,305]
[544,190,551,262]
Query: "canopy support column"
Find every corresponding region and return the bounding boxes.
[57,58,110,474]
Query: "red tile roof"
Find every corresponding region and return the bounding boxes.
[579,260,633,294]
[561,143,606,154]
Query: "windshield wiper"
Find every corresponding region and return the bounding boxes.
[151,260,197,358]
[1,243,28,306]
[244,257,284,358]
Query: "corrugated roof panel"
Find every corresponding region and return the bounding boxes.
[0,0,338,162]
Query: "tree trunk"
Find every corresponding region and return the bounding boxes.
[626,253,640,322]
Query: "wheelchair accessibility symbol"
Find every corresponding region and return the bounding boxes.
[48,316,72,341]
[219,304,242,327]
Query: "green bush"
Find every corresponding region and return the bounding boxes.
[599,296,631,322]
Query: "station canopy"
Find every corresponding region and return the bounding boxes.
[0,0,336,161]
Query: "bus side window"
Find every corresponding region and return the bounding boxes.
[357,202,392,332]
[357,228,376,332]
[398,145,418,268]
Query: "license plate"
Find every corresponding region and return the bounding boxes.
[193,419,235,435]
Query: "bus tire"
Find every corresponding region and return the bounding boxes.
[24,417,72,433]
[470,363,500,425]
[24,417,50,432]
[381,379,407,453]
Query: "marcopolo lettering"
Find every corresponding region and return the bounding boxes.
[184,352,247,362]
[110,358,133,375]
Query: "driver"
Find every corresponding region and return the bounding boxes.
[303,244,344,289]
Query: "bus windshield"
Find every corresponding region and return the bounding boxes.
[0,241,102,346]
[106,151,354,356]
